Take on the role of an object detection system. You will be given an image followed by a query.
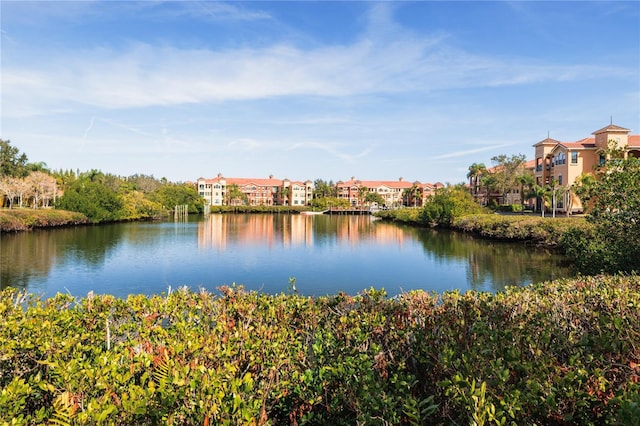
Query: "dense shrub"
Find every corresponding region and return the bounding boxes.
[564,154,640,274]
[375,208,423,225]
[420,185,487,226]
[375,186,487,228]
[0,209,88,232]
[55,179,124,223]
[1,276,638,425]
[453,214,592,246]
[495,204,523,213]
[147,184,204,214]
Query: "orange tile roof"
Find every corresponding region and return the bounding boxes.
[337,179,417,189]
[203,176,283,187]
[533,137,562,147]
[629,135,640,148]
[558,137,596,149]
[592,124,631,134]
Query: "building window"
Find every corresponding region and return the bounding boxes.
[558,175,562,185]
[599,153,606,166]
[571,152,578,164]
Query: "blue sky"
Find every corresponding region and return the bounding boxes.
[1,1,639,184]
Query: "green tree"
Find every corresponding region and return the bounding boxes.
[402,183,421,207]
[365,191,385,207]
[530,184,550,217]
[420,184,487,226]
[562,149,640,273]
[26,161,49,173]
[148,184,204,213]
[0,139,29,177]
[224,183,247,207]
[572,173,597,212]
[516,171,535,208]
[466,162,486,198]
[357,186,370,208]
[126,174,162,193]
[313,179,337,198]
[279,186,290,206]
[55,176,124,222]
[120,190,163,219]
[487,154,527,204]
[309,196,349,210]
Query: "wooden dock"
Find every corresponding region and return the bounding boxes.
[326,207,373,215]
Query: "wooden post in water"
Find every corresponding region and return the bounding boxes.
[174,204,188,220]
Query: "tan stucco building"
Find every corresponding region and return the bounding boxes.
[336,177,443,208]
[533,123,640,213]
[197,174,313,206]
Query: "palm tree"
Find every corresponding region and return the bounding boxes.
[402,184,420,207]
[530,184,550,217]
[357,186,370,208]
[279,186,290,206]
[26,161,49,173]
[516,172,535,209]
[225,184,246,206]
[479,174,497,207]
[466,163,486,198]
[572,173,597,213]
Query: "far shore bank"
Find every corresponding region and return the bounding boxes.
[374,209,592,248]
[0,208,89,232]
[1,207,592,254]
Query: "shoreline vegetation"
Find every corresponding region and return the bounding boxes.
[0,208,89,232]
[2,276,639,424]
[375,209,592,248]
[0,206,589,249]
[0,206,309,233]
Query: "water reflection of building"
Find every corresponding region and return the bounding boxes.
[327,216,411,247]
[198,214,315,249]
[198,214,411,250]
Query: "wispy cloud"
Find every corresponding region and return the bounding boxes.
[288,141,373,163]
[3,2,632,118]
[432,143,515,160]
[83,116,95,138]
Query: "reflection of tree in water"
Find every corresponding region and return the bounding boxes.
[401,225,574,292]
[1,231,57,291]
[60,224,125,265]
[0,224,125,291]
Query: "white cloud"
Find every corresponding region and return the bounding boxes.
[3,8,631,118]
[432,143,515,160]
[288,141,373,163]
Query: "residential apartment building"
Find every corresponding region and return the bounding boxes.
[533,123,640,213]
[197,174,442,208]
[197,174,313,206]
[336,177,443,208]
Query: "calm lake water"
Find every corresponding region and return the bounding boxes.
[0,214,574,298]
